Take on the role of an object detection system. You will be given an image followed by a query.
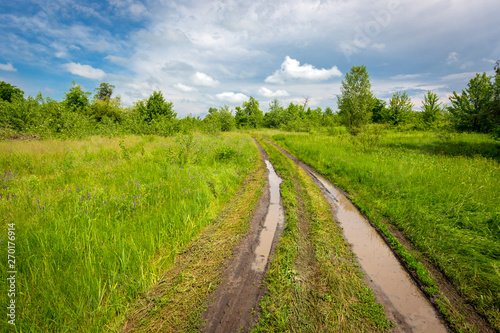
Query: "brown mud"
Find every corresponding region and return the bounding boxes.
[266,139,453,333]
[202,142,284,332]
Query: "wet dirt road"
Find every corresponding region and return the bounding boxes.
[202,146,284,332]
[268,140,449,333]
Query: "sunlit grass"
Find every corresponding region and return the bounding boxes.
[269,130,500,330]
[0,134,259,332]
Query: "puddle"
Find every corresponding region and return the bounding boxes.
[252,160,284,272]
[311,172,447,332]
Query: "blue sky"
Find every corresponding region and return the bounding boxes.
[1,0,499,117]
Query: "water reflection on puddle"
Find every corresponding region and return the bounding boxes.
[312,172,447,333]
[252,160,284,273]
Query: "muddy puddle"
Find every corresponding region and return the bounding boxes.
[202,150,285,332]
[311,171,448,332]
[252,160,284,272]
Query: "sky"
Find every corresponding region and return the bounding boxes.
[0,0,499,117]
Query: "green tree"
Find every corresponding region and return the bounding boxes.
[492,61,500,138]
[386,91,414,125]
[204,105,235,132]
[63,81,91,112]
[421,91,443,126]
[448,73,494,132]
[137,91,176,123]
[371,98,387,123]
[235,96,263,128]
[264,98,285,128]
[94,82,115,101]
[0,81,24,102]
[337,65,375,131]
[218,105,236,132]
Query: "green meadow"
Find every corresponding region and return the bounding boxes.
[0,134,259,332]
[268,129,500,330]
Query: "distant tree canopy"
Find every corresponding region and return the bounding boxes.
[63,81,91,112]
[448,72,496,133]
[94,82,115,101]
[337,65,375,131]
[421,90,443,126]
[0,81,24,103]
[137,91,176,123]
[386,91,414,125]
[235,96,263,128]
[2,61,500,139]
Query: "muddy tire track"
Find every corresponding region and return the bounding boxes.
[264,138,452,333]
[265,138,497,333]
[202,140,284,332]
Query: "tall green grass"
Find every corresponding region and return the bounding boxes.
[270,130,500,329]
[0,134,258,332]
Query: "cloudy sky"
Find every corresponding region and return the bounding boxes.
[1,0,499,116]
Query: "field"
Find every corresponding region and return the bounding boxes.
[0,129,498,332]
[0,134,259,331]
[268,129,500,329]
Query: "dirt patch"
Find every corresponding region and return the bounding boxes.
[202,140,284,333]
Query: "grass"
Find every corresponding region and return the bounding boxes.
[112,155,266,332]
[253,137,392,332]
[0,133,259,332]
[267,129,500,331]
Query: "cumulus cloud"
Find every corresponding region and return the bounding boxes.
[0,63,17,72]
[258,87,289,98]
[265,56,342,83]
[174,83,196,92]
[193,72,219,87]
[446,51,459,65]
[390,74,426,80]
[63,62,106,80]
[216,92,248,103]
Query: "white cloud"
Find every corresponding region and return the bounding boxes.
[265,56,342,83]
[0,63,17,72]
[216,92,248,104]
[63,62,106,80]
[446,51,459,65]
[193,72,219,87]
[482,58,497,64]
[105,55,129,64]
[390,74,426,80]
[258,87,289,98]
[441,71,482,82]
[174,83,196,92]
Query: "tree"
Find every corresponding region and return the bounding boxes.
[235,96,263,128]
[94,82,115,101]
[448,73,494,132]
[337,65,375,131]
[371,98,387,123]
[421,91,443,126]
[137,91,176,123]
[0,81,24,102]
[63,81,91,112]
[386,91,414,125]
[493,61,500,137]
[218,105,236,132]
[264,98,285,128]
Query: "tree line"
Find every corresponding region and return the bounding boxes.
[1,62,499,139]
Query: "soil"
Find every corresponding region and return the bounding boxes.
[265,138,496,333]
[201,140,284,333]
